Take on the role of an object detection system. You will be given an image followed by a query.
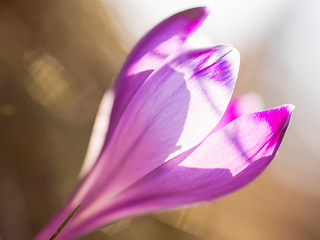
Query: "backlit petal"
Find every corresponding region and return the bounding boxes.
[77,45,240,204]
[33,45,239,240]
[81,105,294,229]
[106,7,208,146]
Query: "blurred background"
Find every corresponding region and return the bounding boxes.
[0,0,319,239]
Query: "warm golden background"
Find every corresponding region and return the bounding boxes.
[1,0,319,239]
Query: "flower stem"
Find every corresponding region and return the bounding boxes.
[49,204,82,240]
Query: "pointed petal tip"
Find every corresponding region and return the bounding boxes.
[228,46,240,63]
[283,104,295,127]
[184,45,240,84]
[270,104,295,114]
[175,7,209,35]
[208,45,239,62]
[180,7,209,22]
[206,45,240,77]
[261,104,294,133]
[285,104,295,112]
[212,45,240,63]
[197,6,210,17]
[277,104,295,119]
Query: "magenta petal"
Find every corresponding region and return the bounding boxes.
[79,8,207,179]
[106,7,208,146]
[32,6,295,240]
[84,46,240,197]
[33,44,239,240]
[35,46,239,240]
[90,105,294,224]
[37,105,293,240]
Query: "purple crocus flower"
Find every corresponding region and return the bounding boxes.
[34,7,293,240]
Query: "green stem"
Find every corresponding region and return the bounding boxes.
[49,204,82,240]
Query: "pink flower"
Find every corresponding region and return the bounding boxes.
[34,7,293,240]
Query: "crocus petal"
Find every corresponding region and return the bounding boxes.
[33,45,239,240]
[106,7,208,147]
[73,45,239,204]
[71,104,293,233]
[33,6,295,240]
[78,90,114,178]
[80,8,208,179]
